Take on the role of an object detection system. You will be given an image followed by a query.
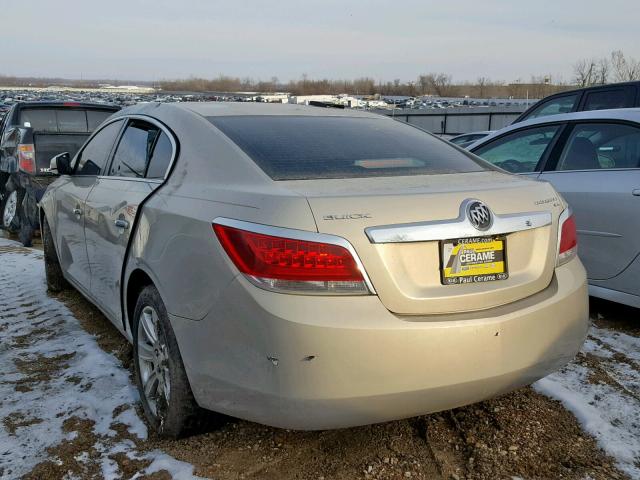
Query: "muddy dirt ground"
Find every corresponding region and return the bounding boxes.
[1,235,637,480]
[49,292,636,480]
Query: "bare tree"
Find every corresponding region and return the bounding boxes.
[417,75,430,95]
[611,50,640,82]
[476,76,490,97]
[419,73,453,96]
[595,58,609,85]
[574,58,597,87]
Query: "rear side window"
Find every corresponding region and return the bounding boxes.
[146,132,173,179]
[75,120,123,176]
[208,116,487,180]
[110,120,160,178]
[556,123,640,171]
[523,94,579,121]
[582,89,633,112]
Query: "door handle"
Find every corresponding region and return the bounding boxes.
[73,208,82,216]
[633,189,640,196]
[114,219,130,230]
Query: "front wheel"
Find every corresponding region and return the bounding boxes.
[132,285,204,438]
[42,215,69,292]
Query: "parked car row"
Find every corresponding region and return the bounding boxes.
[0,89,249,109]
[383,97,533,110]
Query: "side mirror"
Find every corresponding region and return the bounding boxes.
[50,152,71,175]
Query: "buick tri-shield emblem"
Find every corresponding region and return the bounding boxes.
[467,201,492,231]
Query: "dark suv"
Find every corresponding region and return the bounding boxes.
[0,101,119,245]
[514,81,640,124]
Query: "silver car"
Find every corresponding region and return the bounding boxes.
[469,108,640,308]
[40,103,588,437]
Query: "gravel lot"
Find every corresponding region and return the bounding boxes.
[0,235,638,480]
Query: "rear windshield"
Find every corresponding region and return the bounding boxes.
[208,116,487,180]
[18,108,114,133]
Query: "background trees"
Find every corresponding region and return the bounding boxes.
[573,50,640,87]
[2,50,639,98]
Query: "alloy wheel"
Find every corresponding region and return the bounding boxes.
[137,305,171,417]
[3,191,17,228]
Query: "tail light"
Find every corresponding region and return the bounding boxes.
[213,219,372,295]
[557,208,577,266]
[18,144,36,174]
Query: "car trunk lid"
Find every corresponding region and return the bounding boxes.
[283,171,564,315]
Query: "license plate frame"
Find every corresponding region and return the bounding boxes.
[440,235,509,285]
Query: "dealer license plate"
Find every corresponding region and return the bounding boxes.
[440,236,508,285]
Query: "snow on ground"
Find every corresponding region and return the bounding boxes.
[535,327,640,478]
[0,238,201,479]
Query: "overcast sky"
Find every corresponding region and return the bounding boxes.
[1,0,638,83]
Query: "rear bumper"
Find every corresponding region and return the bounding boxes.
[170,258,588,430]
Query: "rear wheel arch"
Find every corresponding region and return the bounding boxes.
[126,268,155,333]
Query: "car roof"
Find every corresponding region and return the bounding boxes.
[13,100,120,110]
[540,80,640,99]
[513,81,640,123]
[121,101,386,119]
[468,107,640,149]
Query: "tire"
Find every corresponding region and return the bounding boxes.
[19,223,34,247]
[42,215,69,292]
[132,285,203,438]
[19,187,39,247]
[1,185,24,233]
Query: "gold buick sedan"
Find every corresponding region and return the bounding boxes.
[39,102,588,437]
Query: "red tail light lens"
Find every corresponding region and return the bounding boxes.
[18,144,36,174]
[557,210,577,266]
[213,222,370,295]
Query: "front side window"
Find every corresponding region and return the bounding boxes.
[74,120,123,176]
[556,123,640,171]
[524,94,579,121]
[208,116,487,180]
[109,121,160,178]
[473,125,561,173]
[582,89,633,112]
